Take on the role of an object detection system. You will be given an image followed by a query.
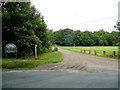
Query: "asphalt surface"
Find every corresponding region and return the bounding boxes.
[2,70,118,88]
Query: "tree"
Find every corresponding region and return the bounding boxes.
[80,31,95,46]
[53,28,74,46]
[110,31,119,46]
[2,2,50,57]
[93,30,108,46]
[73,30,82,46]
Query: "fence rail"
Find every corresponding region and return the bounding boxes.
[80,49,117,56]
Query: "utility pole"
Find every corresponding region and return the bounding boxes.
[118,1,120,24]
[117,1,120,31]
[115,1,120,31]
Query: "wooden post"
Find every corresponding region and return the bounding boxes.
[16,53,17,58]
[35,44,37,57]
[113,51,116,56]
[80,50,82,53]
[6,53,7,58]
[89,50,91,54]
[103,51,106,55]
[84,50,86,53]
[95,50,97,55]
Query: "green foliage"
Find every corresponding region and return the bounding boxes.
[2,51,64,71]
[2,60,35,69]
[73,30,82,46]
[53,28,74,46]
[39,47,52,53]
[39,46,58,53]
[52,47,58,52]
[47,30,55,45]
[2,2,51,58]
[53,29,119,46]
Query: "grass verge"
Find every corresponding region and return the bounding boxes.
[2,51,64,71]
[59,46,119,59]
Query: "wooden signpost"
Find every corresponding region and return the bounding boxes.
[35,44,37,57]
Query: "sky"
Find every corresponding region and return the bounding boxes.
[30,0,119,32]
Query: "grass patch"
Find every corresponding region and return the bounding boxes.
[59,46,119,59]
[2,51,64,71]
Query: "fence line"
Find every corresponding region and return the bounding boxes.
[80,49,117,56]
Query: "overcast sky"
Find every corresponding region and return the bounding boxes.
[30,0,119,32]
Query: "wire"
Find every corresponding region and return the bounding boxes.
[78,16,117,24]
[54,16,118,29]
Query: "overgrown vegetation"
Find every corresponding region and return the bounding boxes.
[2,51,63,71]
[60,46,119,59]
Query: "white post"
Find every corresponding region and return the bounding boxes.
[74,43,75,48]
[35,44,37,57]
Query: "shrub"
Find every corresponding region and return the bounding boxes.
[53,47,58,51]
[51,46,58,52]
[39,47,52,54]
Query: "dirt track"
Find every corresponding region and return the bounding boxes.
[32,48,118,73]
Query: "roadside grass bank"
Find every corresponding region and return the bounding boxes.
[59,46,119,59]
[2,51,64,71]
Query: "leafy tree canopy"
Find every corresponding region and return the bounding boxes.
[2,2,51,58]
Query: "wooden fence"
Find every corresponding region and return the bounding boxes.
[80,49,117,56]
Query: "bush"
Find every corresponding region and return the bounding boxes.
[115,42,120,46]
[17,50,34,59]
[39,46,58,53]
[39,47,52,54]
[52,47,58,52]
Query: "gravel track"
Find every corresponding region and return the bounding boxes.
[32,48,118,73]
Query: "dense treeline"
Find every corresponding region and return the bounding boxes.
[52,28,120,46]
[2,2,52,58]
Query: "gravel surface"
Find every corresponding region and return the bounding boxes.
[32,48,118,73]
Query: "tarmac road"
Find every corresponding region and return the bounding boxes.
[2,70,118,88]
